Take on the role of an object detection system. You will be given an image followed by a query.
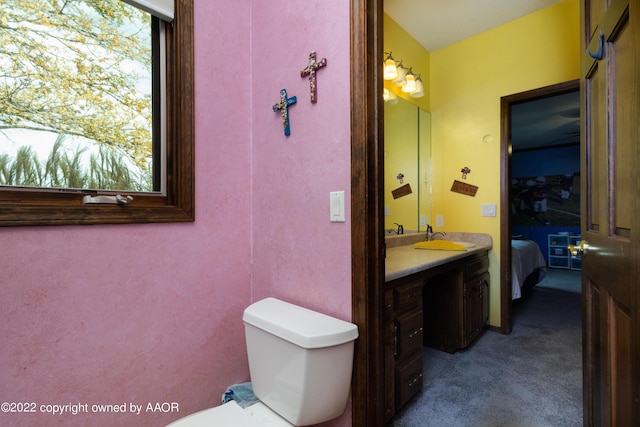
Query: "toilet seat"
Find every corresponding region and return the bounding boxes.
[166,401,293,427]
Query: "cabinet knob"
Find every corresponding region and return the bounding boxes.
[408,373,423,388]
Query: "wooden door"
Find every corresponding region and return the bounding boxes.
[581,0,639,425]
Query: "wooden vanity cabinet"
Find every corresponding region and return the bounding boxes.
[384,276,425,421]
[385,251,490,421]
[462,271,490,348]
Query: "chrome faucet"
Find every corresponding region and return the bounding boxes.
[429,231,447,241]
[394,223,404,235]
[426,225,446,241]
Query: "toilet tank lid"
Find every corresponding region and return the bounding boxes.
[243,298,359,349]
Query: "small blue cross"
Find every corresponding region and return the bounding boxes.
[272,88,297,136]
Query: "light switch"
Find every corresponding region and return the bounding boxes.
[482,203,497,217]
[330,191,345,222]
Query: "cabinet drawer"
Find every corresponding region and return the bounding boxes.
[465,255,489,279]
[396,310,423,359]
[394,280,423,313]
[395,350,423,409]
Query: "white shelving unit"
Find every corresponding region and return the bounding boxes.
[548,234,571,269]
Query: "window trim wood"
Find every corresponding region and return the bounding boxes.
[0,0,194,227]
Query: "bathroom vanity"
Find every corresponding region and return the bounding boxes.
[384,232,492,421]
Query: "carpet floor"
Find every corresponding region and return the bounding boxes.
[390,269,583,427]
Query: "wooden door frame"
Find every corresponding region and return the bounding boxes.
[499,79,580,333]
[350,0,386,426]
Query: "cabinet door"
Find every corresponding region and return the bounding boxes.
[463,272,490,347]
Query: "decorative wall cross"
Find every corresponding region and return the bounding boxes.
[300,51,327,103]
[272,88,297,136]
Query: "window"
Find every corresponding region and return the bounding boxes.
[0,0,194,226]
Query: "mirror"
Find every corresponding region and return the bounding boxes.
[384,96,431,233]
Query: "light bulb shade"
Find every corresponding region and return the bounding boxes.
[383,58,398,80]
[393,65,407,87]
[402,73,416,93]
[383,88,390,101]
[410,78,424,98]
[386,90,398,104]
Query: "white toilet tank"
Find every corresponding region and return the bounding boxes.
[242,297,359,426]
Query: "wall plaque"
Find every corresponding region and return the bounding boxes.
[451,180,478,197]
[392,183,412,199]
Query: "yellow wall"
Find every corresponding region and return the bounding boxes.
[383,14,430,111]
[429,0,580,326]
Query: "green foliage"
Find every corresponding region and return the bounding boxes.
[0,0,153,171]
[0,136,152,191]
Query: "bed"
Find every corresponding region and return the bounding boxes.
[511,239,547,299]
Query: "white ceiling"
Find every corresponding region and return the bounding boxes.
[384,0,579,150]
[384,0,565,52]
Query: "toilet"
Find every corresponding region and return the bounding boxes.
[167,297,359,426]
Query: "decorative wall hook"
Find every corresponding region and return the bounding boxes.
[272,88,297,136]
[300,51,327,103]
[588,30,604,60]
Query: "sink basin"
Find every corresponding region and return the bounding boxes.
[413,240,475,251]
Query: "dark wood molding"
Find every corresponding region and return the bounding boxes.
[350,0,385,425]
[499,79,580,334]
[0,0,195,226]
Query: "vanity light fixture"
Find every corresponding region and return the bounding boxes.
[382,52,424,99]
[410,75,424,98]
[383,52,398,80]
[383,88,398,104]
[393,61,407,87]
[401,68,417,93]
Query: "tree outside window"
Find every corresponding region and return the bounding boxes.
[1,0,156,192]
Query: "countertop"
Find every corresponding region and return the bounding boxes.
[385,232,493,282]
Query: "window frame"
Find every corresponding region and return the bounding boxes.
[0,0,194,227]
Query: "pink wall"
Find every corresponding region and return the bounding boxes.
[250,2,352,318]
[250,1,353,426]
[0,1,353,426]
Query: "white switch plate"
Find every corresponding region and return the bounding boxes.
[482,203,497,217]
[384,205,390,216]
[436,215,444,227]
[420,215,427,226]
[330,191,345,222]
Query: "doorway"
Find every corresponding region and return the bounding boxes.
[499,79,580,332]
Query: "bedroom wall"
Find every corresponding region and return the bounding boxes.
[511,145,581,262]
[429,0,580,327]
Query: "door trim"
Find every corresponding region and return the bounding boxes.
[499,79,580,333]
[351,0,386,425]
